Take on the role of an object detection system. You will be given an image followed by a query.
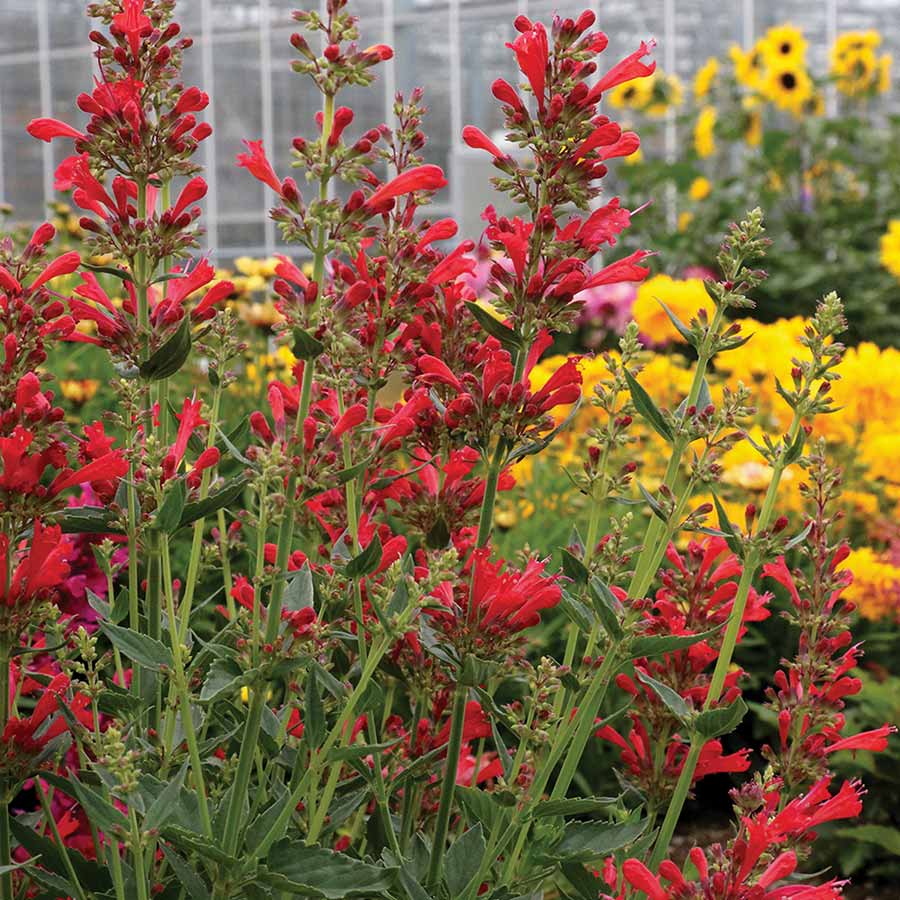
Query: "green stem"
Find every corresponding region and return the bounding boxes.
[217,508,235,620]
[648,413,803,870]
[146,533,162,733]
[35,780,89,900]
[426,682,468,889]
[161,535,214,838]
[129,807,150,900]
[125,424,142,705]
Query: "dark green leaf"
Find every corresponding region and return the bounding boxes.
[180,476,249,527]
[284,564,314,612]
[712,492,742,555]
[636,671,690,721]
[694,698,748,740]
[262,840,396,897]
[144,763,188,832]
[305,667,325,748]
[657,299,695,345]
[140,316,192,381]
[553,817,648,862]
[55,506,120,535]
[200,659,245,703]
[561,548,588,585]
[446,825,485,897]
[99,621,173,671]
[628,626,722,659]
[624,369,673,442]
[533,796,618,818]
[292,327,325,360]
[152,478,187,533]
[82,262,134,282]
[161,844,211,900]
[344,535,382,579]
[466,301,524,351]
[589,578,624,639]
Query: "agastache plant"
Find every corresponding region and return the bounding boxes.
[0,1,892,898]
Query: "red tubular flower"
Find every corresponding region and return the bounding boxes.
[415,218,458,252]
[506,23,549,113]
[26,118,86,143]
[0,522,72,610]
[622,859,668,900]
[112,0,152,60]
[594,40,657,95]
[327,105,354,146]
[237,139,283,195]
[169,176,208,220]
[585,249,652,289]
[365,165,448,212]
[29,251,82,292]
[462,125,505,160]
[823,724,896,755]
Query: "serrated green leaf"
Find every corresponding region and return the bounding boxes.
[533,796,618,818]
[161,845,211,900]
[628,625,722,659]
[694,698,748,739]
[553,817,648,862]
[262,840,396,897]
[344,535,382,579]
[200,658,245,703]
[99,621,173,671]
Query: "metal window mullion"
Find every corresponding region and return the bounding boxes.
[200,0,219,259]
[383,0,396,133]
[826,0,838,118]
[663,0,677,228]
[449,0,462,228]
[37,0,53,208]
[260,0,276,253]
[742,0,754,48]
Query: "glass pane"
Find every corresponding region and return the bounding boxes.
[0,0,38,54]
[1,62,45,222]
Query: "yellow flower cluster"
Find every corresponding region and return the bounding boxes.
[608,69,683,118]
[841,547,900,622]
[694,106,717,158]
[830,31,892,98]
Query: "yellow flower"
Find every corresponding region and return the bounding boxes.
[235,256,262,277]
[859,430,900,483]
[632,274,711,345]
[831,31,890,97]
[688,177,711,201]
[693,57,719,100]
[761,24,807,68]
[677,211,694,232]
[744,108,762,147]
[840,547,900,622]
[694,106,717,158]
[239,299,284,329]
[609,71,682,118]
[760,62,814,115]
[730,42,766,91]
[879,220,900,280]
[646,73,683,117]
[608,78,654,111]
[59,379,100,405]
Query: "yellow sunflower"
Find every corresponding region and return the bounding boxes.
[761,62,814,115]
[693,57,719,100]
[689,177,711,201]
[761,24,807,67]
[831,32,891,97]
[693,106,717,158]
[730,42,766,91]
[608,77,654,111]
[880,220,900,280]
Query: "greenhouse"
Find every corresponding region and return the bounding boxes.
[0,1,897,899]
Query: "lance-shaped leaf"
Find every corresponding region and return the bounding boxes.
[445,824,485,897]
[636,670,691,722]
[552,817,649,862]
[261,840,397,897]
[284,564,315,612]
[55,506,120,535]
[533,796,618,818]
[152,477,187,533]
[694,697,748,740]
[344,534,382,578]
[627,625,723,660]
[466,301,524,351]
[179,476,249,527]
[589,577,624,639]
[140,316,192,381]
[99,621,174,671]
[657,298,695,346]
[305,666,326,748]
[711,491,743,556]
[624,369,673,442]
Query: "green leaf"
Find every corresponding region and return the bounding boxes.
[82,262,134,282]
[834,824,900,857]
[553,817,648,862]
[55,506,120,535]
[628,626,722,660]
[200,658,245,704]
[180,476,249,527]
[624,369,673,442]
[262,840,397,897]
[657,299,695,345]
[505,396,583,464]
[446,825,485,897]
[559,590,592,633]
[637,482,668,522]
[782,429,806,466]
[144,763,188,832]
[140,315,192,381]
[466,301,524,351]
[694,698,748,740]
[636,671,691,721]
[456,787,508,832]
[161,845,211,900]
[152,477,187,533]
[292,327,325,360]
[305,667,326,748]
[533,796,618,818]
[589,578,624,639]
[284,564,314,612]
[561,548,589,585]
[71,777,129,833]
[344,535,382,579]
[99,621,173,671]
[784,520,813,551]
[711,492,742,555]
